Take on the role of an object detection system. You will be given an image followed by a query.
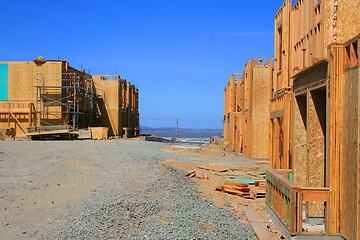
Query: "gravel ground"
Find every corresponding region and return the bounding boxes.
[0,140,255,240]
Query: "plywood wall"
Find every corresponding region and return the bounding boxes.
[0,60,66,129]
[92,75,122,136]
[250,67,272,159]
[0,61,63,101]
[333,0,360,43]
[308,90,326,188]
[339,67,359,240]
[292,94,307,186]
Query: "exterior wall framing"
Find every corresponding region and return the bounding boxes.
[224,60,273,159]
[267,0,360,239]
[0,58,140,139]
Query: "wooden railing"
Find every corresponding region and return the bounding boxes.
[0,101,37,134]
[266,169,330,236]
[0,101,36,114]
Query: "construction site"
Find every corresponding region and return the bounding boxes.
[0,0,359,240]
[224,0,360,239]
[0,58,139,140]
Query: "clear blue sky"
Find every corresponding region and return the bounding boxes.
[1,0,285,129]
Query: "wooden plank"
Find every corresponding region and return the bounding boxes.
[10,112,26,133]
[223,181,248,187]
[339,43,359,238]
[0,108,31,113]
[302,190,329,202]
[270,109,284,119]
[244,209,273,240]
[266,169,301,192]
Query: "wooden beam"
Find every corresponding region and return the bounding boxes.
[7,112,10,128]
[270,109,284,119]
[28,103,32,127]
[301,189,330,202]
[10,112,26,134]
[244,209,273,240]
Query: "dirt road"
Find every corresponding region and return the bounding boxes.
[0,140,258,240]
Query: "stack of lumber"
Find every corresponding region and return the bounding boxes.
[216,180,255,199]
[254,180,266,198]
[216,180,266,199]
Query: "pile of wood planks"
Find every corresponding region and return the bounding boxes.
[216,180,266,199]
[254,180,266,198]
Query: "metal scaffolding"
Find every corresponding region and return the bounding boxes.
[35,72,96,131]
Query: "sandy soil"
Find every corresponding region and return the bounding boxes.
[161,143,284,239]
[0,142,104,239]
[0,140,283,239]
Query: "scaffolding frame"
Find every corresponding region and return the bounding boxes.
[35,72,96,131]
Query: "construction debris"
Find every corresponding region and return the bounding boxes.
[222,177,262,185]
[183,169,209,179]
[244,209,273,240]
[0,59,139,140]
[216,179,266,199]
[197,165,230,173]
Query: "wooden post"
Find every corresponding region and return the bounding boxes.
[7,111,10,128]
[28,103,32,127]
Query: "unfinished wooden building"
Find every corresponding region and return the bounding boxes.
[223,73,242,153]
[0,57,139,139]
[0,58,97,139]
[270,0,293,169]
[223,59,274,159]
[92,75,139,137]
[266,0,360,239]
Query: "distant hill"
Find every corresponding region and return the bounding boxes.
[140,126,223,138]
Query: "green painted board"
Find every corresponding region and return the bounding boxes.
[220,177,262,185]
[0,64,8,100]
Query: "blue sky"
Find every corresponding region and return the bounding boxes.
[1,0,285,129]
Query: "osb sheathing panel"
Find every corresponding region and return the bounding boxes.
[308,90,326,218]
[224,76,239,145]
[243,67,253,112]
[323,1,331,50]
[0,61,63,101]
[324,0,360,45]
[292,95,307,186]
[0,61,67,127]
[308,90,326,188]
[93,76,122,136]
[223,80,233,143]
[243,111,251,157]
[339,68,359,240]
[227,113,235,150]
[250,68,271,159]
[269,119,275,168]
[358,62,360,240]
[336,0,360,43]
[234,113,243,154]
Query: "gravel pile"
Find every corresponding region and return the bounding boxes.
[7,140,255,240]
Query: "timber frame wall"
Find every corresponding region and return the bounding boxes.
[267,0,360,239]
[223,73,242,152]
[0,58,140,138]
[93,75,139,137]
[0,59,96,135]
[223,0,360,238]
[223,59,274,159]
